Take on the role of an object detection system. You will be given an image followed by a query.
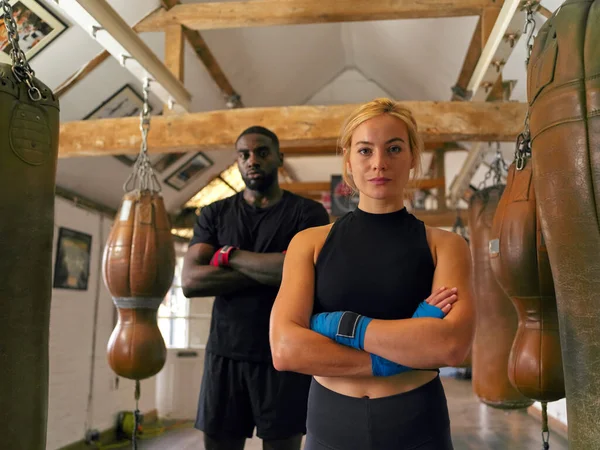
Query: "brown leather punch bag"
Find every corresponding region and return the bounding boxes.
[528,1,600,447]
[0,63,59,449]
[489,161,565,402]
[103,190,175,380]
[468,186,533,409]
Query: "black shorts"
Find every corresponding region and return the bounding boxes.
[305,375,453,450]
[195,351,312,440]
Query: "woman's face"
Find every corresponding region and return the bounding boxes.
[346,114,414,201]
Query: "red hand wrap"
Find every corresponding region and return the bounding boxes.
[210,245,238,267]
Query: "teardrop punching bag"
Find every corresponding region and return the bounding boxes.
[103,190,174,380]
[468,186,533,409]
[528,2,600,447]
[102,78,175,383]
[489,161,565,402]
[0,62,59,449]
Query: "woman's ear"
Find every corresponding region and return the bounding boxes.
[343,148,352,174]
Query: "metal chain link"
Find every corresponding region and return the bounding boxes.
[478,143,508,189]
[123,77,162,193]
[132,380,141,450]
[541,401,550,449]
[1,0,41,101]
[515,2,537,170]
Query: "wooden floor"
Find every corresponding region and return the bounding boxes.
[127,373,568,450]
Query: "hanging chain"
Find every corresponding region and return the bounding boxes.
[478,143,508,189]
[541,401,550,449]
[131,380,141,450]
[1,0,41,101]
[515,2,537,170]
[123,77,162,193]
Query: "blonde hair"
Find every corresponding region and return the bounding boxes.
[339,98,423,192]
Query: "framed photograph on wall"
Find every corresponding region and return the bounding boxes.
[53,227,93,291]
[84,84,153,167]
[0,0,68,64]
[165,152,214,191]
[154,152,187,173]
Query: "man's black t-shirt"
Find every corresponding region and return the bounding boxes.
[190,190,330,362]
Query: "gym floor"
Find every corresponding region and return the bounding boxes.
[126,374,568,450]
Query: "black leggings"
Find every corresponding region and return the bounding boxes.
[304,375,454,450]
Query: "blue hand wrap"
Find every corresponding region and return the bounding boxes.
[310,311,372,350]
[412,301,445,319]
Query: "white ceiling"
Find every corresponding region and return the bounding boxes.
[28,0,561,214]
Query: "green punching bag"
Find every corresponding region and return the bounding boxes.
[0,2,60,449]
[528,1,600,448]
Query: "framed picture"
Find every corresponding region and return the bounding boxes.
[84,84,151,120]
[53,227,92,291]
[84,84,152,166]
[0,0,67,64]
[165,152,214,191]
[154,152,187,173]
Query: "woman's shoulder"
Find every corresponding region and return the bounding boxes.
[425,226,470,266]
[289,223,334,261]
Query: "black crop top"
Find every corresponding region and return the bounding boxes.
[314,207,435,320]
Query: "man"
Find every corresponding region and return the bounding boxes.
[182,126,330,450]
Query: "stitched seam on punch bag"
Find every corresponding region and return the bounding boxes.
[530,115,584,143]
[533,73,600,99]
[581,6,599,228]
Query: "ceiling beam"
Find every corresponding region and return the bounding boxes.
[54,7,161,98]
[56,0,191,112]
[135,0,498,32]
[58,102,527,158]
[466,0,527,101]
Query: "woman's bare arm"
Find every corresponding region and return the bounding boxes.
[362,231,475,368]
[269,227,372,377]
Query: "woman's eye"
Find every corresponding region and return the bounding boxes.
[389,146,402,153]
[359,148,371,155]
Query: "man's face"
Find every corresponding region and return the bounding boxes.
[236,133,282,192]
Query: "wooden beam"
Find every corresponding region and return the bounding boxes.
[281,178,446,193]
[183,28,240,101]
[58,102,526,158]
[57,0,191,111]
[135,0,498,32]
[452,17,483,100]
[536,5,553,19]
[165,25,185,82]
[434,150,447,211]
[54,7,161,98]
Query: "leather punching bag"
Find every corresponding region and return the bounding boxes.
[103,190,174,380]
[528,2,600,447]
[468,186,533,409]
[489,161,565,402]
[0,63,59,449]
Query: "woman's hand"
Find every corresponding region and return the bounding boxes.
[425,286,458,316]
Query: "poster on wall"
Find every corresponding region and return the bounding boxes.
[165,152,214,191]
[330,175,358,217]
[53,227,92,291]
[0,0,67,64]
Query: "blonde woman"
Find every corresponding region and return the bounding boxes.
[269,98,475,449]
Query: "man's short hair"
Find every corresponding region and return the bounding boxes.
[235,126,280,151]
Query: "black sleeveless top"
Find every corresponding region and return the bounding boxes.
[314,207,435,320]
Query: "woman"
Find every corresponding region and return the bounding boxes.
[269,98,475,449]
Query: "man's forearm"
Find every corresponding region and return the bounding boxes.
[228,250,285,286]
[182,264,260,297]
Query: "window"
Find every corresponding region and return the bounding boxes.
[184,163,244,210]
[157,245,213,349]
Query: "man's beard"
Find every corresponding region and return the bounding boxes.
[242,170,277,192]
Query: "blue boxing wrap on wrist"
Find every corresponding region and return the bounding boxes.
[310,311,372,350]
[412,301,445,319]
[370,301,445,376]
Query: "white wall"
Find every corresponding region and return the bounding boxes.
[47,198,157,450]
